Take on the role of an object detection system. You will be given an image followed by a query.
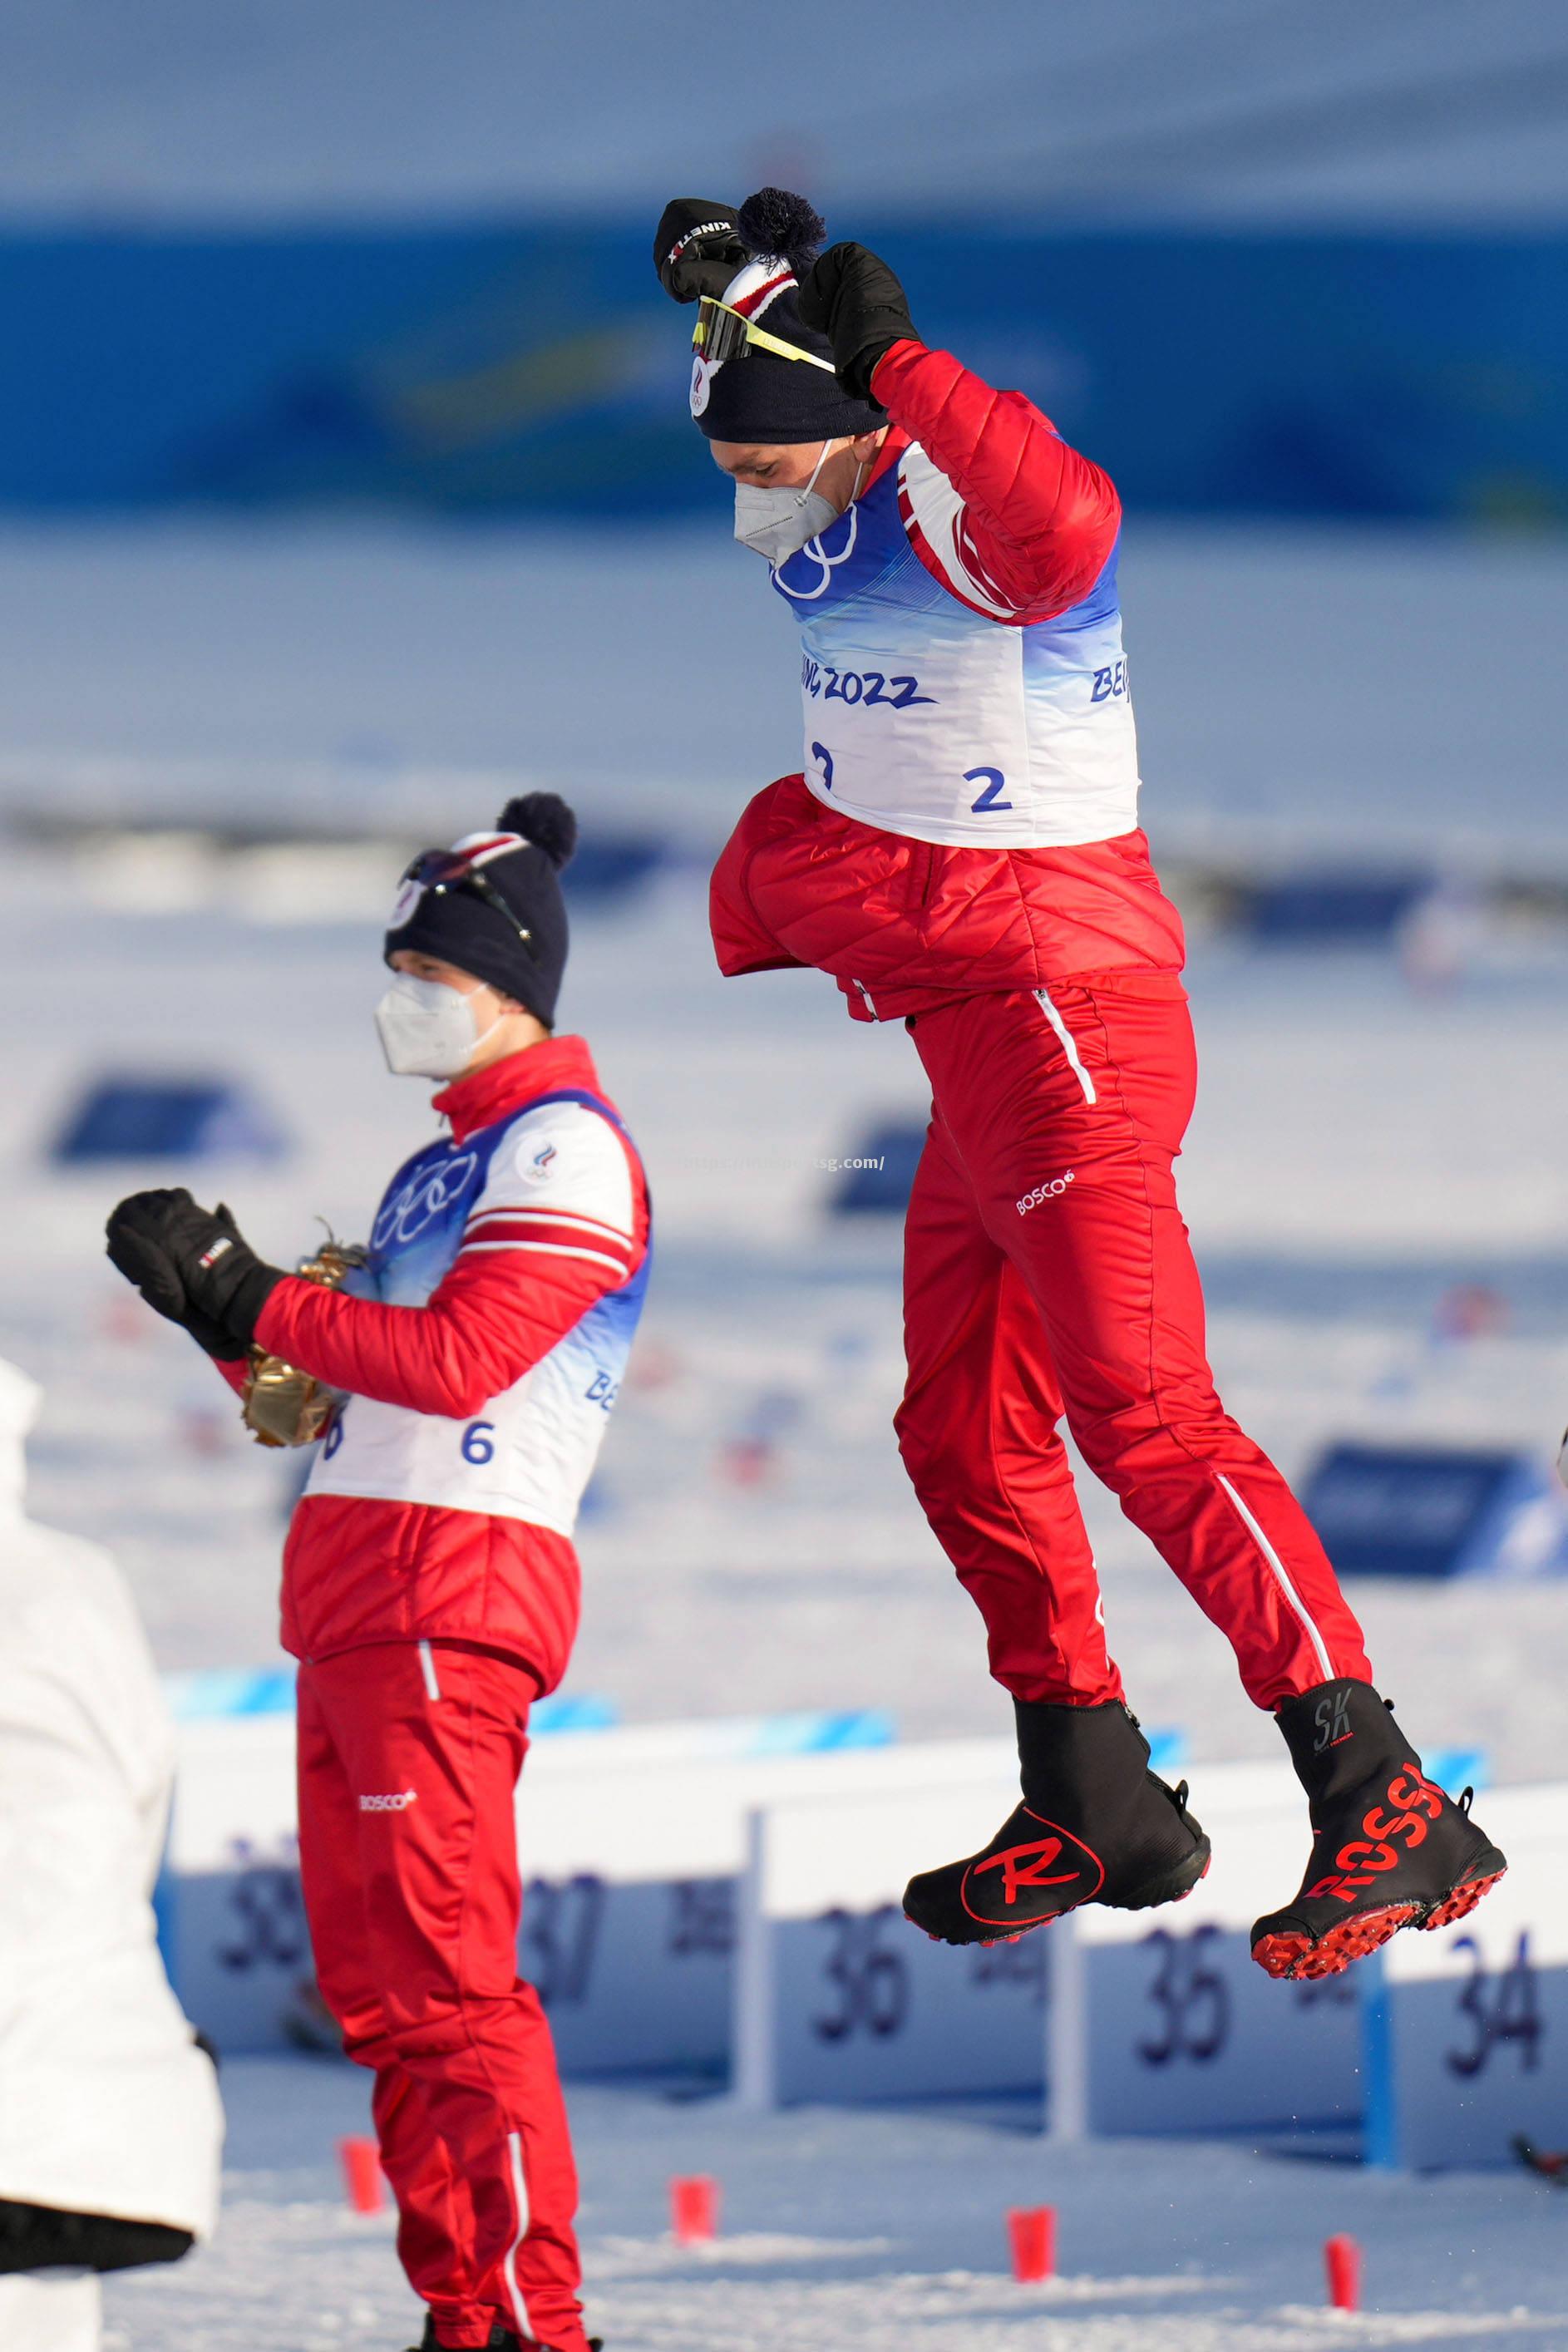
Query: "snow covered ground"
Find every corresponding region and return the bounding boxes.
[102,2058,1568,2351]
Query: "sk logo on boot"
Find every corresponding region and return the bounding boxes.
[1314,1685,1354,1752]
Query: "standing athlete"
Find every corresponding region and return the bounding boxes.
[654,189,1505,1980]
[106,797,643,2352]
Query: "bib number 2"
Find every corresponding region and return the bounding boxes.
[965,766,1013,813]
[809,747,1014,816]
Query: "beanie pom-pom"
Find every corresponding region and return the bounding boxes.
[737,187,826,277]
[500,792,577,870]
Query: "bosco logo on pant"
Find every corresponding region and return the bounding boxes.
[1017,1171,1075,1215]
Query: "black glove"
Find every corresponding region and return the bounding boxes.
[653,198,747,304]
[796,241,918,402]
[106,1190,249,1359]
[106,1188,285,1356]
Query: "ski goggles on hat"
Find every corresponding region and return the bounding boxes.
[392,846,535,953]
[693,296,839,375]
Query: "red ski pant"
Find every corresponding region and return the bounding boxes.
[896,978,1373,1713]
[296,1642,586,2352]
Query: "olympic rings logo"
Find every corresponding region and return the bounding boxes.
[372,1151,480,1250]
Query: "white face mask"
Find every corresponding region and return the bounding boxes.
[374,973,490,1080]
[734,440,842,565]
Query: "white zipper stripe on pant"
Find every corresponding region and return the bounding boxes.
[1034,985,1097,1104]
[417,1639,441,1702]
[502,2128,535,2342]
[1216,1472,1334,1681]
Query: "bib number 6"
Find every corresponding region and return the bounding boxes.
[461,1420,496,1466]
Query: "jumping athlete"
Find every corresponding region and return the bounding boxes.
[654,188,1505,1980]
[105,798,642,2352]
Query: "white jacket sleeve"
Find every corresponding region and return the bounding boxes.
[0,1519,223,2239]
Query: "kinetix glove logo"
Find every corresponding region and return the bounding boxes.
[668,219,733,268]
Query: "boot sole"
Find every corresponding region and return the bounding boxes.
[1106,1833,1213,1916]
[906,1838,1212,1950]
[1251,1860,1507,1982]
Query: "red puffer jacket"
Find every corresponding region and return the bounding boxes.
[242,1041,649,1689]
[712,775,1183,1023]
[709,339,1186,1021]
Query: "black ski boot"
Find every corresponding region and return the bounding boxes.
[407,2325,602,2350]
[407,2326,515,2351]
[902,1699,1210,1946]
[1251,1679,1507,1980]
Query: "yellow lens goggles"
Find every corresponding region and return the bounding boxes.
[693,296,838,375]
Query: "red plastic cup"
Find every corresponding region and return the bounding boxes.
[1008,2205,1057,2283]
[1325,2232,1361,2312]
[338,2135,384,2215]
[670,2175,719,2245]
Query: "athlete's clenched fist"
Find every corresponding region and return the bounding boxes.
[653,198,747,304]
[796,241,920,402]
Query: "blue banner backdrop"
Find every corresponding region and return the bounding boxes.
[2,222,1564,521]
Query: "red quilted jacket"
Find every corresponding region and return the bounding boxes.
[710,339,1186,1021]
[222,1043,649,1689]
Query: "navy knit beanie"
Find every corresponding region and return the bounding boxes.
[384,794,576,1030]
[691,188,884,445]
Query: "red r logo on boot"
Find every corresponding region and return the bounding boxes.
[972,1837,1080,1908]
[959,1809,1107,1928]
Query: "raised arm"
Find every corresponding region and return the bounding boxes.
[871,340,1121,622]
[796,239,1121,623]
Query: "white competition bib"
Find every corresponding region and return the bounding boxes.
[771,444,1141,851]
